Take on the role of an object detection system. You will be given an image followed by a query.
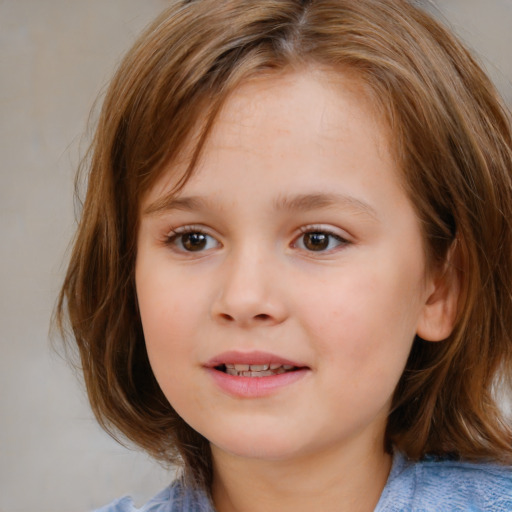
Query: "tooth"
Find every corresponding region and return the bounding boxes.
[249,364,269,371]
[282,365,294,370]
[242,371,252,376]
[276,367,286,374]
[226,368,238,376]
[234,364,250,371]
[225,364,235,369]
[249,370,272,377]
[270,363,282,370]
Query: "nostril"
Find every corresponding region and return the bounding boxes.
[254,313,271,321]
[220,313,235,322]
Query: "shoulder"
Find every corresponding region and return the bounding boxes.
[376,452,512,512]
[92,481,214,512]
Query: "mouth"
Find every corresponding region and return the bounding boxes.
[206,351,309,397]
[206,351,309,378]
[214,363,300,377]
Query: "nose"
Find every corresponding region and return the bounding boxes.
[210,247,288,327]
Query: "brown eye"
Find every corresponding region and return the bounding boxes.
[167,230,220,253]
[295,229,348,252]
[303,232,329,251]
[181,232,207,251]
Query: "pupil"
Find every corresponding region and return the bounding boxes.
[304,232,328,251]
[183,233,206,251]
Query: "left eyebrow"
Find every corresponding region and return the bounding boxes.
[273,193,378,220]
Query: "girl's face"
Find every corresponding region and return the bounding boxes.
[136,69,440,463]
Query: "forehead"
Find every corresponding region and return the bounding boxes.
[144,66,396,210]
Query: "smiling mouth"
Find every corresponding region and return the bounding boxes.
[215,363,300,377]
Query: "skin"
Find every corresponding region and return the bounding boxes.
[135,67,456,512]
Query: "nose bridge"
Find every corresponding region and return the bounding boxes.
[212,240,285,325]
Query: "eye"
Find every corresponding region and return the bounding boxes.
[166,228,220,252]
[294,227,349,252]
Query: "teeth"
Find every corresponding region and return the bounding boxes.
[249,364,269,371]
[222,363,297,377]
[242,370,277,377]
[256,370,273,377]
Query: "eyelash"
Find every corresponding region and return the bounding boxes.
[164,225,350,254]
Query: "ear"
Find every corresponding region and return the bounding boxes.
[416,242,461,342]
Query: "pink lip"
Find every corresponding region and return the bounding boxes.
[204,350,310,398]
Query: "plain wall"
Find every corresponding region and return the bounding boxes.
[1,1,511,511]
[1,2,171,511]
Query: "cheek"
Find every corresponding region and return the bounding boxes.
[137,278,207,410]
[303,271,420,419]
[135,265,205,387]
[137,261,202,337]
[298,263,422,365]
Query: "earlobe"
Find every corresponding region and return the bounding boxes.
[416,242,461,342]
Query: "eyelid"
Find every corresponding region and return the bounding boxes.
[298,223,349,234]
[165,224,213,238]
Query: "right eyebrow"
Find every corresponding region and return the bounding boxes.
[143,195,208,216]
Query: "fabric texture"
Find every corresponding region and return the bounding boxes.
[93,453,512,512]
[374,453,512,511]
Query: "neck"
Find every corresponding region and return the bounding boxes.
[210,437,391,512]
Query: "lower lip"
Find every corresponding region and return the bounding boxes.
[207,368,309,398]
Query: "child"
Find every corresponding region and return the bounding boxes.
[57,0,512,510]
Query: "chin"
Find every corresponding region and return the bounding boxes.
[208,426,303,461]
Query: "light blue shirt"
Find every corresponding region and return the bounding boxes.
[94,452,512,511]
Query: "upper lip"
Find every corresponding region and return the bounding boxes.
[205,350,307,368]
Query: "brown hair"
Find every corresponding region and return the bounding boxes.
[57,0,512,488]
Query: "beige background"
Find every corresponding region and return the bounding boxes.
[1,1,511,511]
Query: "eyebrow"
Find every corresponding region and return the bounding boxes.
[144,195,206,215]
[144,192,377,219]
[273,193,377,219]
